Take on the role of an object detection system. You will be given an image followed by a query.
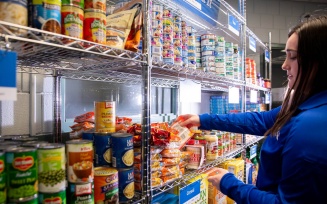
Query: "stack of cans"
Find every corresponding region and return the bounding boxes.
[201,34,216,72]
[187,26,196,69]
[151,4,164,62]
[215,36,226,77]
[233,44,240,80]
[173,15,183,66]
[181,21,188,67]
[162,8,174,64]
[225,41,234,78]
[195,35,202,70]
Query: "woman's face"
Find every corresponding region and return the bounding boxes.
[282,33,299,88]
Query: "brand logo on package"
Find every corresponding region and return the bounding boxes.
[13,156,34,171]
[44,197,62,204]
[76,183,92,195]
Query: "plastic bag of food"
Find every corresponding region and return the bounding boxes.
[114,0,143,51]
[74,112,94,123]
[106,8,137,49]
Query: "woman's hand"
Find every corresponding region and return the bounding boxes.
[207,167,229,191]
[177,114,201,129]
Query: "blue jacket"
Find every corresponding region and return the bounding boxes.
[199,90,327,203]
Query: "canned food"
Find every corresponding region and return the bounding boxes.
[85,0,106,12]
[61,5,84,39]
[21,141,49,148]
[94,133,112,166]
[84,9,106,44]
[111,133,133,168]
[62,0,84,8]
[12,137,38,143]
[82,132,94,141]
[162,9,172,18]
[38,144,66,193]
[163,49,173,58]
[8,195,38,204]
[0,152,5,204]
[118,168,134,202]
[38,190,66,204]
[94,101,115,133]
[66,140,94,183]
[163,57,174,64]
[6,147,38,202]
[31,0,61,34]
[67,182,94,204]
[94,167,118,204]
[0,0,27,35]
[152,11,162,20]
[151,37,163,47]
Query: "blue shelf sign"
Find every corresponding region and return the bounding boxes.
[249,36,256,52]
[0,50,17,101]
[228,13,240,36]
[265,49,270,62]
[179,180,200,204]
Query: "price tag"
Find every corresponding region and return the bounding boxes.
[228,87,239,104]
[179,180,200,204]
[249,36,256,52]
[228,13,240,36]
[250,144,257,159]
[250,90,257,103]
[0,50,17,101]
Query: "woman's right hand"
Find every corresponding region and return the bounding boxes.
[177,114,201,129]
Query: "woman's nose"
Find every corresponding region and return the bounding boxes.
[282,59,289,71]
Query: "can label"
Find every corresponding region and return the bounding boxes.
[118,168,134,202]
[66,140,94,183]
[151,37,163,47]
[61,5,83,39]
[94,101,115,133]
[163,9,172,18]
[62,0,83,8]
[68,182,94,204]
[38,145,66,193]
[174,46,182,57]
[153,28,163,37]
[152,11,162,20]
[111,133,133,168]
[6,148,38,201]
[84,10,106,44]
[31,2,61,34]
[0,152,5,204]
[84,0,106,12]
[82,132,94,141]
[163,49,173,58]
[94,133,112,166]
[94,167,119,203]
[38,190,66,204]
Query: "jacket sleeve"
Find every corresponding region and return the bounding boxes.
[220,173,282,204]
[198,106,281,135]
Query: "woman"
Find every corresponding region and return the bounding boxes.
[179,15,327,203]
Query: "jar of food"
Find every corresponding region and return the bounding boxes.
[204,134,218,160]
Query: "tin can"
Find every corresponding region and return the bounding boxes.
[12,137,38,143]
[61,5,84,39]
[62,0,84,8]
[151,37,163,47]
[94,133,112,166]
[82,132,94,141]
[118,168,134,202]
[162,9,172,18]
[66,140,94,183]
[38,190,66,204]
[152,11,162,20]
[94,101,115,133]
[31,0,61,34]
[6,147,38,202]
[38,144,66,193]
[0,152,6,204]
[111,133,133,168]
[83,9,106,44]
[0,0,27,35]
[8,196,38,204]
[21,141,49,148]
[67,182,94,204]
[94,167,119,204]
[85,0,106,12]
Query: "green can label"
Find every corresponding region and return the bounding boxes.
[39,190,66,204]
[0,152,6,204]
[6,148,38,200]
[68,182,94,204]
[38,145,66,192]
[62,0,84,9]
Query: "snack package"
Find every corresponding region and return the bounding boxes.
[114,0,143,51]
[74,112,95,123]
[106,8,138,49]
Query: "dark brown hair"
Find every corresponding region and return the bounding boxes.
[265,15,327,136]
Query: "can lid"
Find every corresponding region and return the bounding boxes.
[66,139,93,145]
[94,167,118,176]
[37,143,65,149]
[6,146,37,153]
[84,9,106,14]
[111,133,133,138]
[21,141,49,148]
[9,194,38,203]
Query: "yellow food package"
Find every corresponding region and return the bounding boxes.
[205,168,227,204]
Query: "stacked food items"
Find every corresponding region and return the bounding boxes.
[162,9,174,64]
[173,15,183,66]
[181,21,189,67]
[151,3,163,62]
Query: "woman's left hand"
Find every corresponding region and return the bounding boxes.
[207,167,230,191]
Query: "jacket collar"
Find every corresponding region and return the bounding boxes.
[298,90,327,110]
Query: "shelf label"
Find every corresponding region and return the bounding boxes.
[179,180,200,204]
[228,13,240,36]
[180,79,201,103]
[265,49,270,62]
[250,90,257,103]
[228,87,239,104]
[249,36,256,52]
[174,0,220,26]
[0,50,17,101]
[249,144,257,160]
